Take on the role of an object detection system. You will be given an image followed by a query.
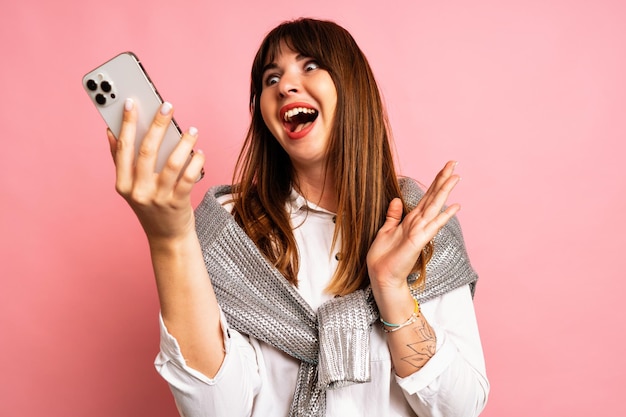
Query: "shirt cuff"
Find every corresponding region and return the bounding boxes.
[155,308,232,384]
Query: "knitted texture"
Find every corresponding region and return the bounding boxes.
[193,177,478,416]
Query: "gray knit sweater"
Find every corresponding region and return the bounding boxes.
[193,177,478,416]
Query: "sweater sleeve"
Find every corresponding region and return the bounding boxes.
[395,285,490,417]
[154,308,262,417]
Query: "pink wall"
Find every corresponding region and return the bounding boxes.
[1,0,624,415]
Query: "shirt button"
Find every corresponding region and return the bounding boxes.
[335,253,342,261]
[332,215,336,223]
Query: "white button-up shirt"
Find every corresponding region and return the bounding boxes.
[155,190,489,417]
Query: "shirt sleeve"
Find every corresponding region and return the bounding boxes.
[154,308,262,417]
[395,284,490,417]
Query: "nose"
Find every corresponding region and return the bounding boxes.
[278,71,300,97]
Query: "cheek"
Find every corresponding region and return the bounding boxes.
[319,76,338,121]
[259,92,277,129]
[323,92,338,128]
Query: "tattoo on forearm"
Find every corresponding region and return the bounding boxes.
[400,321,437,369]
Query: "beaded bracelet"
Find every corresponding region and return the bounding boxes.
[380,298,420,333]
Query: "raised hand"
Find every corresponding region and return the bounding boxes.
[367,161,461,299]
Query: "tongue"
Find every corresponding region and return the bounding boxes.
[292,121,312,133]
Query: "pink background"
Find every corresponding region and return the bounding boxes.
[1,0,624,415]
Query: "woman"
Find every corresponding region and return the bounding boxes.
[108,18,489,417]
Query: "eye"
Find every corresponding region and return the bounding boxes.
[264,74,280,87]
[304,60,320,72]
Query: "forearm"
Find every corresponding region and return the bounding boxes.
[148,229,224,378]
[393,285,489,417]
[108,99,223,375]
[377,289,436,377]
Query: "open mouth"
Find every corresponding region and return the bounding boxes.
[283,107,319,133]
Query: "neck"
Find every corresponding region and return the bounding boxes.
[293,167,338,212]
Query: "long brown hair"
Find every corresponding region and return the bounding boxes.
[232,18,431,296]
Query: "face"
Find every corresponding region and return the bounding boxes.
[259,43,337,174]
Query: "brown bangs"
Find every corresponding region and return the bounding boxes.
[250,19,354,106]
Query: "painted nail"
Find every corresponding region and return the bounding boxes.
[124,98,134,111]
[160,102,173,115]
[189,126,198,136]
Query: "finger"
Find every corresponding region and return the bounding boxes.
[173,148,206,200]
[379,198,404,232]
[425,175,461,232]
[416,161,459,211]
[115,98,138,195]
[408,197,461,246]
[405,170,461,232]
[134,102,174,184]
[157,126,200,196]
[425,202,461,237]
[106,128,117,160]
[421,174,461,221]
[424,161,457,200]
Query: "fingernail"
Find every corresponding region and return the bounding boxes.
[160,102,173,115]
[189,126,198,136]
[124,98,134,111]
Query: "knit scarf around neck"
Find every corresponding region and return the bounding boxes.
[194,178,478,417]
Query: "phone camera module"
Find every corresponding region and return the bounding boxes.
[86,79,98,91]
[87,75,115,106]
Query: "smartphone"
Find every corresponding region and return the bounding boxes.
[82,52,184,174]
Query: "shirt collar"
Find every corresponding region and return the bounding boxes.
[287,188,336,216]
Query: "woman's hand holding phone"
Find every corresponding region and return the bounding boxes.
[107,99,205,243]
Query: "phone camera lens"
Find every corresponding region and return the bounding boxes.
[86,79,98,91]
[95,94,106,105]
[100,81,112,92]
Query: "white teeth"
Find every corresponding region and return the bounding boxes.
[283,107,316,121]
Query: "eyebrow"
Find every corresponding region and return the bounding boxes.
[261,53,308,76]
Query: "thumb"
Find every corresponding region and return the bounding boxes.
[383,198,404,228]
